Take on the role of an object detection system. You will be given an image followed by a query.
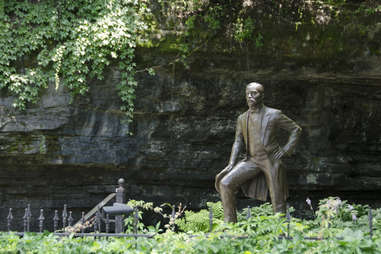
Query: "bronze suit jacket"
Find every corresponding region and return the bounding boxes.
[236,106,301,201]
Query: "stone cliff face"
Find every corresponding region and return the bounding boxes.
[1,23,381,230]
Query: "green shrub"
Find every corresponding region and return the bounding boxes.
[175,201,224,233]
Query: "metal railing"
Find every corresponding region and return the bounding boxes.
[3,178,154,238]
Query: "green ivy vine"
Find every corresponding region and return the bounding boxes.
[0,0,155,121]
[0,0,225,121]
[0,0,379,121]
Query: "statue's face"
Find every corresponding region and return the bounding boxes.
[246,85,263,108]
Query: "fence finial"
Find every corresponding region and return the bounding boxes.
[369,208,373,239]
[286,203,291,239]
[105,213,110,233]
[7,208,13,231]
[27,204,32,232]
[53,210,59,232]
[118,178,125,187]
[62,204,68,229]
[95,209,101,232]
[115,178,126,233]
[68,211,74,227]
[38,209,45,233]
[23,208,28,232]
[116,178,125,203]
[246,206,251,219]
[81,211,85,233]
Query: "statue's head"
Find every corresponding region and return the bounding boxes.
[246,82,264,109]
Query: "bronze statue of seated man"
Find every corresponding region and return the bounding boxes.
[215,82,302,223]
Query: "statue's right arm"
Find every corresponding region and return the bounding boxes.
[224,116,243,172]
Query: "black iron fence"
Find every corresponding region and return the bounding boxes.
[3,178,154,238]
[1,178,376,240]
[5,204,147,238]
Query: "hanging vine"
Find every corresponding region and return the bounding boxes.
[0,0,379,121]
[0,0,156,121]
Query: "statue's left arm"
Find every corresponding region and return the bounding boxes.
[273,111,302,159]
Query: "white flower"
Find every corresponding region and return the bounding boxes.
[306,198,312,207]
[153,207,162,213]
[243,0,253,8]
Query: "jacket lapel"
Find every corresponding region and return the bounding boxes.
[242,110,249,145]
[261,106,270,144]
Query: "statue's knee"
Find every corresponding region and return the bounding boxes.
[219,179,232,191]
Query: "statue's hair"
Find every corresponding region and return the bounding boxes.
[246,82,264,93]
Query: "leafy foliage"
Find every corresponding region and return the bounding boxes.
[175,201,224,232]
[1,0,154,120]
[1,0,380,120]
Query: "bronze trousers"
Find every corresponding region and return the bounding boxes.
[218,155,285,223]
